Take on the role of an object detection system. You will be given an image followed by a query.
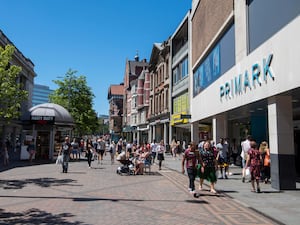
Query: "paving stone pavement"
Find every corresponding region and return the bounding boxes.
[0,156,285,225]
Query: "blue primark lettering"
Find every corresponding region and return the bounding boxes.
[220,86,225,98]
[263,54,274,80]
[234,74,242,95]
[252,63,261,86]
[219,53,274,100]
[244,70,251,91]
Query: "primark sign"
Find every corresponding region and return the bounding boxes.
[220,54,274,100]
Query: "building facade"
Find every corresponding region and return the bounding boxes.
[0,29,36,160]
[148,41,171,146]
[107,84,124,142]
[170,12,191,144]
[32,84,53,106]
[190,0,300,190]
[122,55,149,142]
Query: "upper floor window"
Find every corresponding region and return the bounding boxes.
[193,23,235,97]
[173,56,189,85]
[247,0,300,53]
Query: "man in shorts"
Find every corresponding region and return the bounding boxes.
[96,136,106,164]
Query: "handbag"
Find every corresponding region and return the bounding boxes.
[56,155,63,165]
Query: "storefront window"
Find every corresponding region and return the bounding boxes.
[193,24,235,97]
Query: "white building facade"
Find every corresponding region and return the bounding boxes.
[190,0,300,190]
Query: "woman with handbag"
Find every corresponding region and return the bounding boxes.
[246,141,262,193]
[198,141,218,193]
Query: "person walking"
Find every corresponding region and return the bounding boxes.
[241,135,252,182]
[86,139,94,168]
[259,141,271,184]
[96,137,106,164]
[109,140,116,164]
[216,138,229,179]
[170,138,178,159]
[150,139,157,164]
[198,140,218,193]
[27,139,36,163]
[59,136,72,173]
[182,142,201,194]
[156,140,165,170]
[71,138,79,160]
[246,140,262,193]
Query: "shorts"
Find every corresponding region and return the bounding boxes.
[98,150,105,156]
[72,150,78,154]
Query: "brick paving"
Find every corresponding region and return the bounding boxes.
[0,157,281,225]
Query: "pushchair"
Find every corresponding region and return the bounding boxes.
[116,151,135,175]
[116,158,135,175]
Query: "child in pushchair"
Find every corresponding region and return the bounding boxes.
[116,151,135,175]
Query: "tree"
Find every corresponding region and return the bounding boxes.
[0,45,28,146]
[50,69,99,136]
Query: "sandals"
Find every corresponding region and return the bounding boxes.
[210,189,217,194]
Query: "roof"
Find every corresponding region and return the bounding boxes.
[29,103,74,125]
[107,84,124,100]
[110,85,124,95]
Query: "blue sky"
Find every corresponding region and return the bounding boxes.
[1,0,191,115]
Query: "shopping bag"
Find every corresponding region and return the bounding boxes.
[245,167,250,177]
[56,155,63,165]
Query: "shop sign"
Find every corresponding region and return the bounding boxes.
[220,54,274,100]
[171,113,189,126]
[31,116,55,125]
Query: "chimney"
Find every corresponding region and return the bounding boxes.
[134,50,139,61]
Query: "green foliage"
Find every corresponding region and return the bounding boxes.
[50,69,99,136]
[0,45,28,123]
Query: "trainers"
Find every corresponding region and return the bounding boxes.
[242,177,245,183]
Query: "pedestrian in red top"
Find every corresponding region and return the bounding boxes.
[182,142,202,194]
[246,140,262,193]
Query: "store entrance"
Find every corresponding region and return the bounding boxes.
[36,131,50,160]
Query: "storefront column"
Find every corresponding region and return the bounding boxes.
[212,114,228,144]
[137,132,140,144]
[268,96,296,190]
[163,123,167,144]
[149,126,152,143]
[191,121,199,144]
[234,0,247,61]
[153,125,156,141]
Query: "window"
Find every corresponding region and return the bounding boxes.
[247,0,300,53]
[181,57,188,78]
[193,23,235,97]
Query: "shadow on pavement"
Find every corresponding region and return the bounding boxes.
[0,194,209,205]
[0,177,81,189]
[0,208,84,225]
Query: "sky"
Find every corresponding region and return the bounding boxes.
[1,0,191,115]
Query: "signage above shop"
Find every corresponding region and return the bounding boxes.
[30,116,55,125]
[220,54,274,100]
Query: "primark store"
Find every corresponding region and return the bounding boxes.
[190,0,300,190]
